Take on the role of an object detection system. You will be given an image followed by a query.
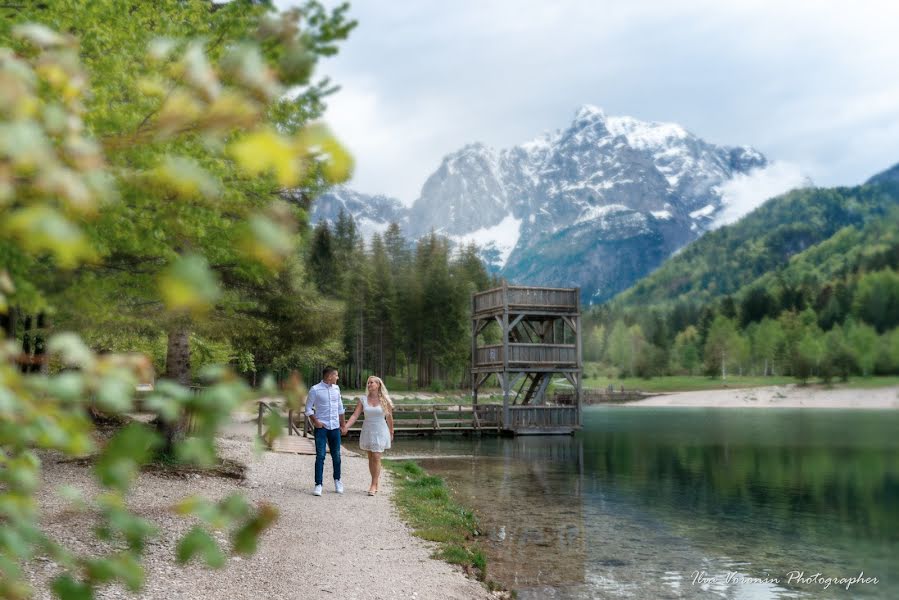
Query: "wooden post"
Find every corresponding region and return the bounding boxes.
[257,402,263,438]
[501,281,510,428]
[471,298,478,411]
[575,287,582,427]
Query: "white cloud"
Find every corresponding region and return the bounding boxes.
[284,0,899,200]
[712,162,809,228]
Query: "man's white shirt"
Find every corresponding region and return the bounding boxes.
[304,381,344,430]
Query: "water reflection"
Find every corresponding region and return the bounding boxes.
[415,437,587,589]
[394,408,899,599]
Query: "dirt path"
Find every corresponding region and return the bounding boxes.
[27,432,495,600]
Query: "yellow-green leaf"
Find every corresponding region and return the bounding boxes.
[229,128,299,186]
[159,254,221,314]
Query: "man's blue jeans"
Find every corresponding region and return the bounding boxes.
[314,426,341,486]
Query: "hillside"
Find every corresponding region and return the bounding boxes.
[614,170,899,309]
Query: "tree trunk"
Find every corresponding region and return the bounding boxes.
[165,325,192,385]
[157,322,192,456]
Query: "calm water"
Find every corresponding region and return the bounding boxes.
[382,407,899,599]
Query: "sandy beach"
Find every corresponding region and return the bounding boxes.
[626,384,899,409]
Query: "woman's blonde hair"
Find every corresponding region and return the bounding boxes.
[367,375,393,414]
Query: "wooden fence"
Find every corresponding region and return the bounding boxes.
[473,286,578,314]
[258,402,505,437]
[475,343,577,367]
[505,405,579,429]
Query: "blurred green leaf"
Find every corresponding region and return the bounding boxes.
[47,333,95,369]
[232,503,278,555]
[142,394,181,423]
[51,574,92,600]
[175,436,216,466]
[229,128,300,186]
[263,409,284,445]
[296,123,353,183]
[56,485,85,506]
[13,23,68,48]
[154,156,221,200]
[0,121,53,168]
[4,206,96,267]
[44,373,87,403]
[94,375,135,414]
[241,215,294,269]
[177,526,225,568]
[159,254,221,314]
[94,424,159,491]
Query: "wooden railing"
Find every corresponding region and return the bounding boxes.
[257,401,576,437]
[475,343,577,366]
[268,403,505,436]
[554,389,648,404]
[473,286,578,314]
[506,405,578,429]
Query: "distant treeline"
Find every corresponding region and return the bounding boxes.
[587,181,899,381]
[306,211,494,389]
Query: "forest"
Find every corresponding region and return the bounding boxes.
[586,178,899,381]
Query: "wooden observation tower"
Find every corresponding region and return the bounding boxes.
[471,283,582,435]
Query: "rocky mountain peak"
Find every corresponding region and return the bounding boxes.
[311,106,777,302]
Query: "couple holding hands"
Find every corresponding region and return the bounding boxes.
[304,367,394,497]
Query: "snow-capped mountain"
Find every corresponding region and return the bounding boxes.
[313,105,780,302]
[309,186,408,240]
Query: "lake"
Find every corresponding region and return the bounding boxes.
[381,407,899,599]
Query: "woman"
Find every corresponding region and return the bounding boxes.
[343,375,394,495]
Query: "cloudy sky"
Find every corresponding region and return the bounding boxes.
[279,0,899,207]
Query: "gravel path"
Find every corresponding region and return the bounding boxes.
[26,433,495,600]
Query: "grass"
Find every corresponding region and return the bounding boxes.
[582,375,795,393]
[578,374,899,393]
[384,461,501,591]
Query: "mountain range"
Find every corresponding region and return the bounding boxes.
[312,105,798,303]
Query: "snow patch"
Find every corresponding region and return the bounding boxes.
[575,104,605,121]
[607,115,689,150]
[651,210,673,220]
[356,217,392,239]
[689,204,716,219]
[451,214,522,268]
[575,204,631,225]
[712,162,809,228]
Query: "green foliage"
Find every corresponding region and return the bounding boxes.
[0,3,356,598]
[619,183,898,309]
[853,269,899,333]
[308,222,495,389]
[586,178,899,382]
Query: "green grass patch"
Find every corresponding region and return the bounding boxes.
[826,376,899,389]
[582,375,794,392]
[385,460,499,589]
[578,374,899,393]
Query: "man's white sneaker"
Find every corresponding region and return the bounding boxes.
[335,480,344,494]
[313,484,323,496]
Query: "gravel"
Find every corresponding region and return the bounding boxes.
[24,429,497,600]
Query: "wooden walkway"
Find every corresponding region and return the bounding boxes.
[269,435,357,456]
[258,401,577,438]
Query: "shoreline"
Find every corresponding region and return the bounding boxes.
[623,384,899,409]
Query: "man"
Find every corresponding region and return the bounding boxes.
[304,366,345,496]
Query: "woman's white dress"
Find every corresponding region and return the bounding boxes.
[359,397,391,452]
